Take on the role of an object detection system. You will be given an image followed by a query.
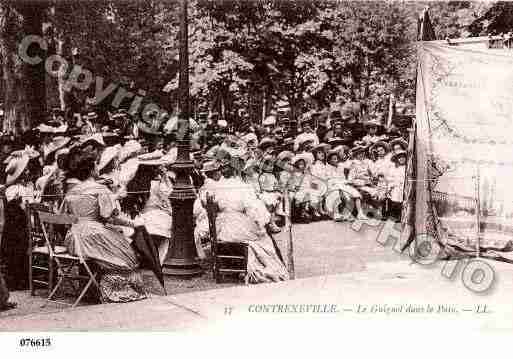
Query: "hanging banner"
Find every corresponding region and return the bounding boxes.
[416,41,513,252]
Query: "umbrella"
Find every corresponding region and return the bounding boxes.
[131,226,167,295]
[266,228,285,266]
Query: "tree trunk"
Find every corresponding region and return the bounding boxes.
[0,2,47,136]
[56,39,66,110]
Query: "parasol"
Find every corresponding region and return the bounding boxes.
[131,226,167,295]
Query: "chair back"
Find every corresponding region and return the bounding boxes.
[26,203,51,249]
[205,193,218,256]
[37,211,77,257]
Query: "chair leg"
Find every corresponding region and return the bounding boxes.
[81,263,100,291]
[42,276,64,308]
[48,258,54,296]
[72,278,95,308]
[28,254,34,296]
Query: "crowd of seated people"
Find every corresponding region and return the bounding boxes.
[0,105,410,310]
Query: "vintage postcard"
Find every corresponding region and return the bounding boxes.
[0,0,511,356]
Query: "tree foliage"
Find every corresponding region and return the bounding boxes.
[0,0,505,134]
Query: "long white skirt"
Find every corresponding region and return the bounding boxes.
[140,209,172,264]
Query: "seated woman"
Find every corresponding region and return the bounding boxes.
[194,160,223,259]
[256,154,283,233]
[61,150,147,303]
[324,150,361,222]
[214,161,288,284]
[136,158,174,265]
[283,153,314,223]
[369,141,393,213]
[347,146,378,220]
[310,143,331,220]
[240,158,272,222]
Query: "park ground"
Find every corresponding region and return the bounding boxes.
[1,219,512,331]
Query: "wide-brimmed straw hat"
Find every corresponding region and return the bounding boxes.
[98,144,121,172]
[44,136,70,159]
[138,158,168,167]
[242,132,258,145]
[163,115,199,133]
[202,160,221,173]
[35,165,58,194]
[72,133,105,149]
[262,115,277,126]
[370,140,390,154]
[328,136,349,147]
[312,143,331,153]
[292,152,313,167]
[137,121,161,136]
[5,155,30,186]
[363,119,384,128]
[333,145,349,159]
[36,122,68,135]
[389,138,408,151]
[351,145,368,157]
[118,158,139,185]
[258,137,277,150]
[4,145,39,164]
[119,140,143,163]
[327,149,340,161]
[276,150,294,162]
[391,150,407,163]
[138,150,164,161]
[84,112,99,120]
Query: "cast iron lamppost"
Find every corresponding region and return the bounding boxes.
[163,0,203,276]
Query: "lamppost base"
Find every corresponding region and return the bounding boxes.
[162,258,203,277]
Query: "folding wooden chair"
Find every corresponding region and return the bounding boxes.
[37,211,100,308]
[27,203,59,296]
[205,194,248,284]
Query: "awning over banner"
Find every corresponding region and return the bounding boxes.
[415,39,513,253]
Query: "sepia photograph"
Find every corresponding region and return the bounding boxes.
[0,0,512,355]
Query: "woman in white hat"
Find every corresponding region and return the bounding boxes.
[253,153,283,234]
[97,144,123,190]
[369,141,393,211]
[61,150,146,303]
[210,159,289,284]
[193,160,223,260]
[357,118,388,146]
[347,145,376,220]
[0,148,40,290]
[134,157,175,265]
[324,150,358,222]
[310,143,331,220]
[389,138,408,155]
[286,153,314,223]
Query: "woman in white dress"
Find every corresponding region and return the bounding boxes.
[310,143,331,220]
[214,161,288,283]
[137,159,174,265]
[324,150,360,222]
[284,153,314,223]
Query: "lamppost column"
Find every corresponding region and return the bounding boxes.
[162,0,202,276]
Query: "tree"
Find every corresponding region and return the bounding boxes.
[0,0,48,135]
